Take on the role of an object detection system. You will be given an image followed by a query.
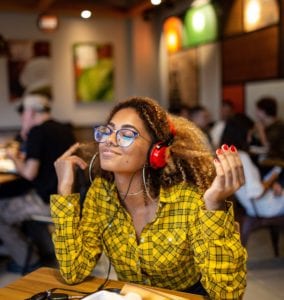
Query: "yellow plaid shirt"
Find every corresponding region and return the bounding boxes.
[51,177,247,299]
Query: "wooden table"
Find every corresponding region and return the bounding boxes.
[259,158,284,168]
[0,267,204,300]
[0,173,18,185]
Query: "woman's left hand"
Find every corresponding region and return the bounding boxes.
[203,144,245,211]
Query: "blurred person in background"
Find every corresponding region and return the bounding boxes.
[220,113,284,218]
[253,96,284,184]
[0,94,76,273]
[254,96,284,161]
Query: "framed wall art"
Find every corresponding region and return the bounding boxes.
[73,42,114,103]
[7,40,51,101]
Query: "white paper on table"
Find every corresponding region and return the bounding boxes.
[82,290,142,300]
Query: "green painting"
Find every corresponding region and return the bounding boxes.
[73,42,114,102]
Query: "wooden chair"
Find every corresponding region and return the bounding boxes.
[240,198,284,257]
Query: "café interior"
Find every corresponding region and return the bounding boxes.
[0,0,284,299]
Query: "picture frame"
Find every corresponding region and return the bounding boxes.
[73,42,114,103]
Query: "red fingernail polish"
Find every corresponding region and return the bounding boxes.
[216,148,223,155]
[222,144,229,151]
[230,145,237,152]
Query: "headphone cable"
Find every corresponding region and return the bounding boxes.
[94,170,139,292]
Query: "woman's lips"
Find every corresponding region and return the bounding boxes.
[101,148,120,158]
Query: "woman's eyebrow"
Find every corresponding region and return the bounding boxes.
[108,122,140,132]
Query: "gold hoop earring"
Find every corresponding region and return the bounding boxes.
[89,152,99,183]
[142,164,155,202]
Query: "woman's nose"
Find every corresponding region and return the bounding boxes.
[106,130,118,146]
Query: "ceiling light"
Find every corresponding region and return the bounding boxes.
[163,17,183,53]
[245,0,261,25]
[184,3,218,47]
[192,11,205,32]
[151,0,162,5]
[81,10,92,19]
[37,14,59,32]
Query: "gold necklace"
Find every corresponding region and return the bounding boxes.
[118,189,143,196]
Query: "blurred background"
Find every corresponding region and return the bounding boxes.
[0,1,284,299]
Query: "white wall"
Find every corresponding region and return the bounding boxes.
[131,17,160,100]
[198,42,221,121]
[0,57,19,128]
[0,13,160,129]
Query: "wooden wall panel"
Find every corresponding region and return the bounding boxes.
[222,26,279,83]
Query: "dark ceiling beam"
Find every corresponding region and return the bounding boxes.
[0,0,154,18]
[42,0,153,18]
[36,0,57,12]
[44,3,128,18]
[127,0,153,17]
[0,3,35,13]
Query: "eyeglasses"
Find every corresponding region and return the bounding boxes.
[94,125,148,148]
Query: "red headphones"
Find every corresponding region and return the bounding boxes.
[148,141,171,169]
[148,119,176,169]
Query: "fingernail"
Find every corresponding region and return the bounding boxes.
[216,148,223,155]
[222,144,229,151]
[230,145,237,152]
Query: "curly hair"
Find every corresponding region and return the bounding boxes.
[86,96,214,196]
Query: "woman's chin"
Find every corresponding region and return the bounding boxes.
[100,162,115,172]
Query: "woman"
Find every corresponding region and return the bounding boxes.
[221,113,284,218]
[51,97,247,299]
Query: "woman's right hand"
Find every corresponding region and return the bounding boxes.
[54,143,88,195]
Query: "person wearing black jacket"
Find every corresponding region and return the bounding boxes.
[0,94,75,273]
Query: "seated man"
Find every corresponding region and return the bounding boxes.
[0,94,76,273]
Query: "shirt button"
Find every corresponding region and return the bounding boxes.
[168,237,173,242]
[140,238,144,243]
[67,202,73,208]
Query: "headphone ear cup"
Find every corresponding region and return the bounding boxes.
[148,142,168,169]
